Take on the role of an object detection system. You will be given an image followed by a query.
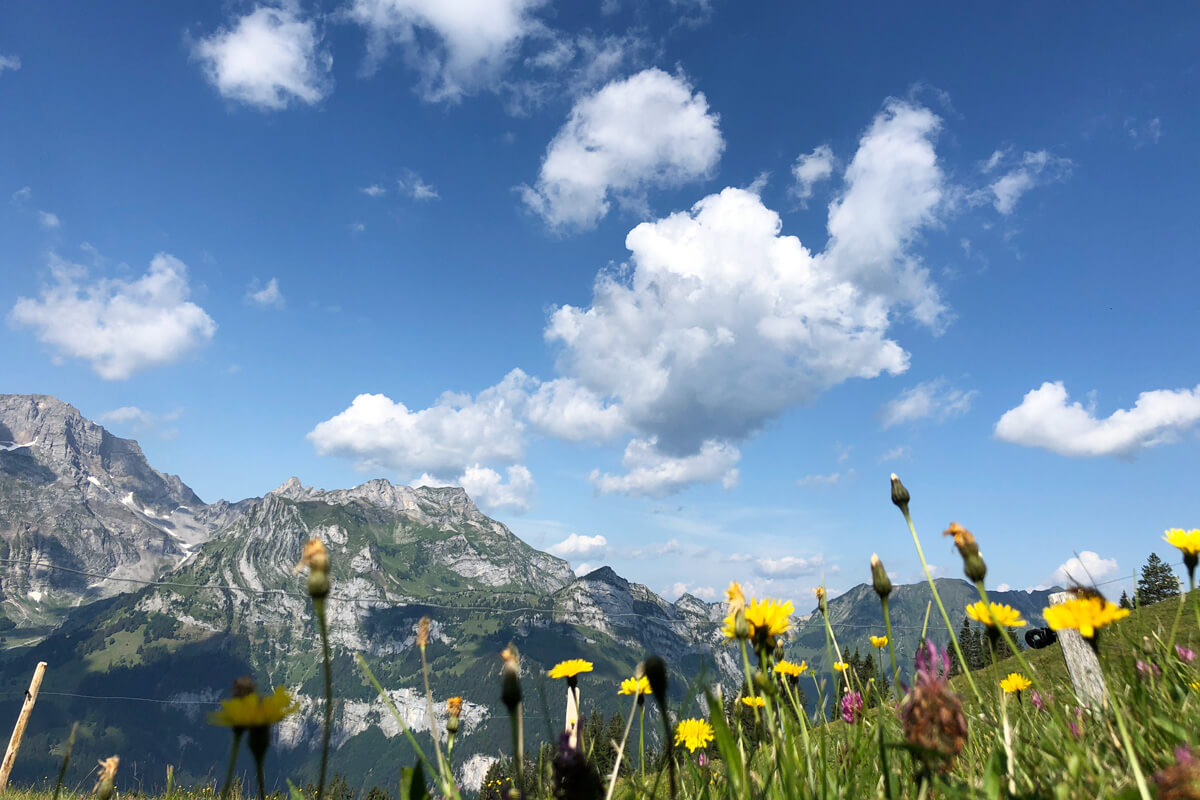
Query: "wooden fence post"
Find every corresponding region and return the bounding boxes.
[1048,593,1108,709]
[0,661,48,790]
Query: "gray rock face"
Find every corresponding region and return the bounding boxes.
[0,394,212,630]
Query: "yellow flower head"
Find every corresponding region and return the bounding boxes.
[943,522,979,557]
[725,582,746,615]
[618,676,652,696]
[833,661,850,673]
[293,537,329,574]
[1165,528,1200,556]
[1043,596,1130,639]
[548,659,594,679]
[1000,673,1032,694]
[965,601,1026,629]
[674,718,715,753]
[773,659,806,677]
[1191,681,1200,691]
[97,756,119,782]
[870,635,889,648]
[208,687,299,728]
[446,697,463,716]
[741,695,766,708]
[813,586,826,603]
[744,598,794,638]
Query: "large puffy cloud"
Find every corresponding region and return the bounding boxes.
[524,377,628,442]
[520,68,724,230]
[995,381,1200,458]
[590,438,740,498]
[1051,551,1120,587]
[9,254,216,380]
[348,0,546,102]
[414,464,535,513]
[193,5,332,111]
[308,371,528,475]
[880,378,976,428]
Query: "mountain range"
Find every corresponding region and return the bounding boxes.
[0,394,1058,793]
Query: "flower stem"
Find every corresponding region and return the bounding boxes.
[315,598,332,800]
[219,729,245,800]
[902,508,983,704]
[256,759,267,800]
[51,722,78,800]
[881,596,900,699]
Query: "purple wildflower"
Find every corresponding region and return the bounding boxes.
[1031,689,1045,712]
[697,752,709,768]
[1154,745,1200,799]
[1177,645,1196,664]
[840,691,864,724]
[1137,659,1162,678]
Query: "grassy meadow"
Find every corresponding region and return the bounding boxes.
[4,477,1199,800]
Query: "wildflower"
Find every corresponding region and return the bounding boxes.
[870,635,888,648]
[293,537,330,599]
[618,676,651,696]
[94,756,119,800]
[552,730,604,800]
[1043,594,1130,646]
[833,661,850,673]
[965,601,1026,631]
[725,582,746,616]
[1178,645,1197,664]
[1030,689,1046,712]
[1137,660,1162,678]
[745,598,794,639]
[1154,746,1200,800]
[1165,528,1200,585]
[890,473,910,512]
[417,616,430,648]
[674,719,715,753]
[773,659,806,678]
[870,553,892,599]
[944,522,987,583]
[548,659,593,682]
[500,644,522,712]
[741,696,766,708]
[209,686,298,728]
[999,673,1032,694]
[841,691,864,723]
[1192,681,1200,691]
[900,641,967,774]
[446,697,462,735]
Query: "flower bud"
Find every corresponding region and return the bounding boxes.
[944,523,987,583]
[814,586,828,616]
[447,696,462,735]
[870,554,892,599]
[307,569,330,599]
[94,757,119,800]
[418,616,430,648]
[500,644,522,712]
[642,656,668,704]
[734,609,750,640]
[890,474,910,512]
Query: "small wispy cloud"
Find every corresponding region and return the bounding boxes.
[0,53,20,74]
[245,277,285,309]
[37,211,61,229]
[398,170,439,201]
[880,379,977,428]
[360,184,387,198]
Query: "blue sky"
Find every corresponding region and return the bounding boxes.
[2,1,1198,605]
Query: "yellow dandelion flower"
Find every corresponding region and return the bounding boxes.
[1042,596,1130,640]
[446,697,463,716]
[773,659,806,677]
[618,676,651,696]
[1191,681,1200,691]
[208,687,298,728]
[726,582,746,615]
[741,696,766,708]
[547,659,594,679]
[674,718,715,753]
[870,635,889,648]
[1165,528,1200,556]
[833,661,850,673]
[965,601,1026,629]
[744,598,794,638]
[1000,673,1032,694]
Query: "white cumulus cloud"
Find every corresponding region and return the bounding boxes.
[246,277,285,309]
[348,0,546,102]
[995,381,1200,458]
[309,371,528,475]
[524,377,627,443]
[547,532,609,558]
[520,68,724,230]
[413,464,535,513]
[790,144,836,205]
[976,149,1071,215]
[880,378,977,428]
[9,253,217,380]
[1051,551,1120,587]
[193,4,332,111]
[755,555,825,578]
[590,438,740,498]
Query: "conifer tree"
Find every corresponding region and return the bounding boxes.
[1119,589,1134,610]
[1137,552,1181,606]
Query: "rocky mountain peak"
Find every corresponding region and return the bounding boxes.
[270,476,478,521]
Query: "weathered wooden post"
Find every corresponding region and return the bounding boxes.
[0,661,48,790]
[1048,593,1108,708]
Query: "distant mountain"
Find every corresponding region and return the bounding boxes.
[0,394,234,637]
